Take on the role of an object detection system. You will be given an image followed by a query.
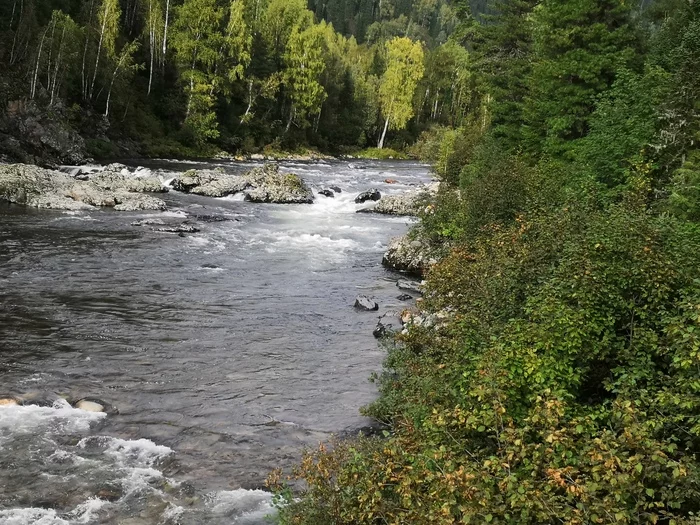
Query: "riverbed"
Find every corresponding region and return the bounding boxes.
[0,159,431,524]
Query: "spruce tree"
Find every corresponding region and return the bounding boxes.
[524,0,639,156]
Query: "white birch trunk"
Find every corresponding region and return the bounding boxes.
[90,3,110,101]
[31,26,50,99]
[378,116,390,149]
[162,0,170,57]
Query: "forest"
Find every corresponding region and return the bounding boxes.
[268,0,700,523]
[0,0,475,159]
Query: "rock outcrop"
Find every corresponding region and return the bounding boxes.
[0,101,87,165]
[382,234,437,277]
[0,164,166,211]
[170,163,314,204]
[358,182,439,216]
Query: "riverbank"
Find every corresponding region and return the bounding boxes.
[0,105,415,168]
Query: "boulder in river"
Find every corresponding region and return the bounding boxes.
[318,189,335,198]
[382,234,437,277]
[0,163,167,211]
[329,185,342,193]
[397,294,414,301]
[243,165,315,204]
[355,189,381,204]
[397,279,422,294]
[73,397,117,414]
[373,311,403,338]
[170,163,314,204]
[358,182,439,216]
[354,295,379,311]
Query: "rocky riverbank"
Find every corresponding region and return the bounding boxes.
[0,163,167,211]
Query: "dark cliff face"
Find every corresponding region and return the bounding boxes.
[0,102,87,167]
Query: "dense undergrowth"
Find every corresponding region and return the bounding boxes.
[269,1,700,523]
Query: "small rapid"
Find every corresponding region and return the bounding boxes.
[0,159,432,524]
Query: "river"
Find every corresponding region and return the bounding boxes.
[0,159,431,524]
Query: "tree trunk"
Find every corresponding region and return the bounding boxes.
[10,0,24,65]
[90,4,109,101]
[284,106,294,134]
[81,0,96,100]
[240,80,254,124]
[31,26,49,99]
[50,24,67,105]
[147,11,154,95]
[378,116,389,149]
[162,0,170,59]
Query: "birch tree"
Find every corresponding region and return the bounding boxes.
[283,22,328,132]
[88,0,121,102]
[172,0,225,141]
[377,36,424,149]
[105,40,140,116]
[143,0,164,94]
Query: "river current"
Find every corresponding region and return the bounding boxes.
[0,159,431,524]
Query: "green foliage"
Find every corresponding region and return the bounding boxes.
[85,137,118,159]
[351,147,408,160]
[271,2,700,524]
[580,67,671,188]
[377,36,425,148]
[523,0,640,156]
[472,0,538,150]
[284,21,328,126]
[666,151,700,222]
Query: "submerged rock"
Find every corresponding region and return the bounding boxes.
[0,163,167,211]
[329,185,342,193]
[318,189,335,198]
[355,189,381,204]
[131,218,166,226]
[0,395,21,406]
[73,397,117,414]
[397,294,414,301]
[354,295,379,311]
[155,223,200,234]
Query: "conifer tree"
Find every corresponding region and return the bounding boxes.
[524,0,639,155]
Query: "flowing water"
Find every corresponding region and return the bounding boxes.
[0,159,432,524]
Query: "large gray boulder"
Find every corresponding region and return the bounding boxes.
[358,182,439,216]
[170,163,314,204]
[0,163,166,211]
[382,234,437,277]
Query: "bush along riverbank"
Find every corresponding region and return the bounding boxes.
[268,2,700,524]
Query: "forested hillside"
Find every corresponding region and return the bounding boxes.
[0,0,473,161]
[271,0,700,523]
